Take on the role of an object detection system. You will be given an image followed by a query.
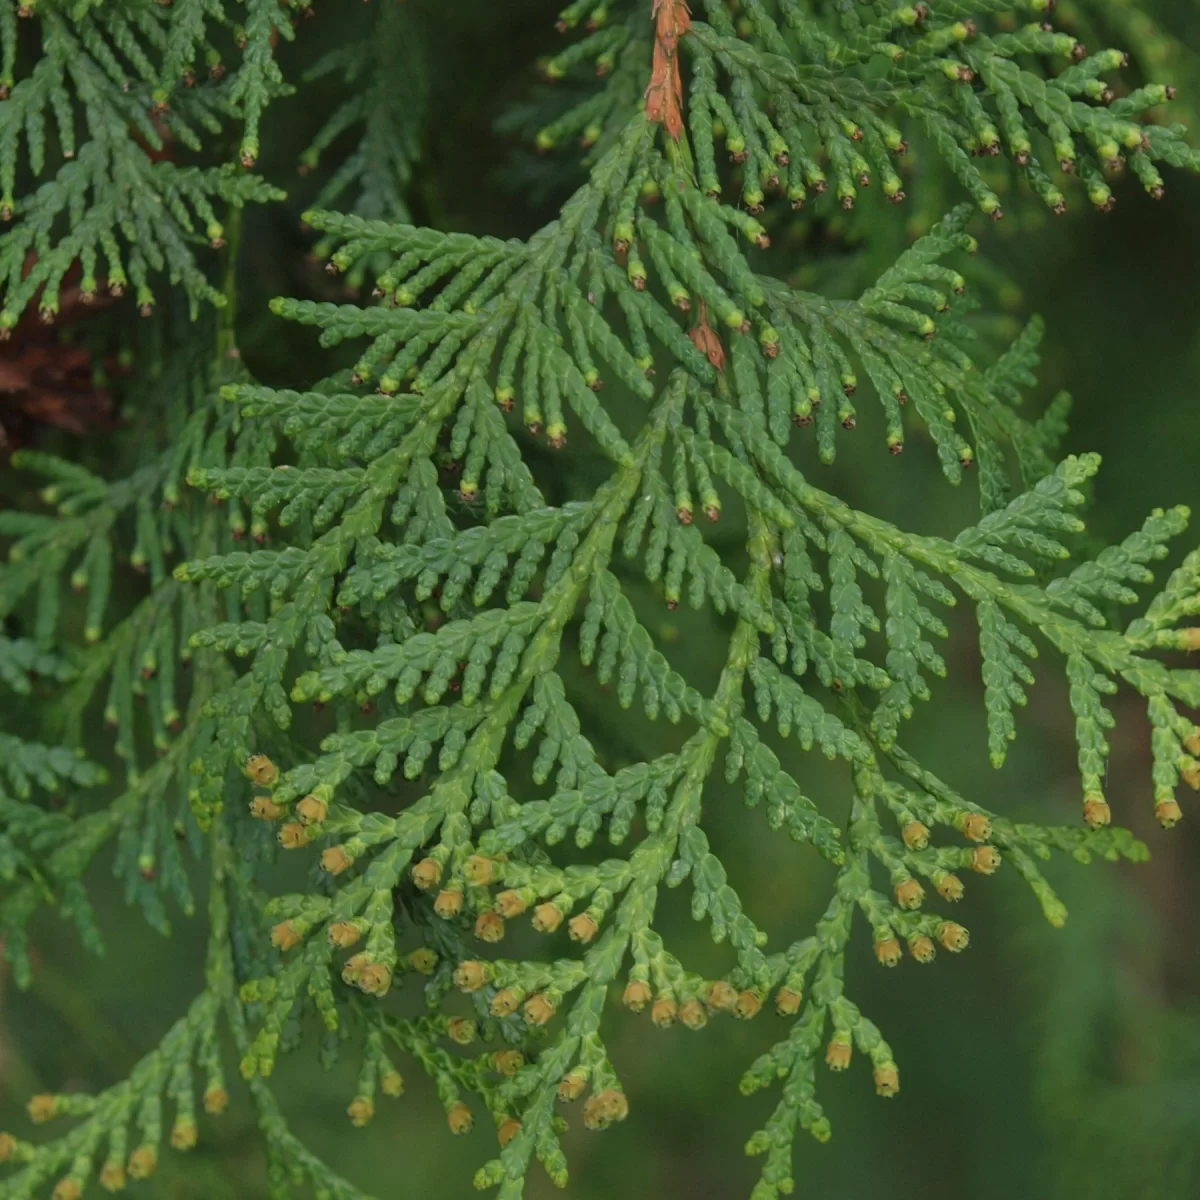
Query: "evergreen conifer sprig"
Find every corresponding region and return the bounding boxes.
[299,0,425,236]
[2,2,1199,1198]
[544,0,1199,218]
[0,0,306,328]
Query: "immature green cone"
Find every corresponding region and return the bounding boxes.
[328,921,362,948]
[960,813,991,842]
[447,1103,474,1135]
[412,857,442,889]
[582,1089,629,1131]
[874,936,902,967]
[447,1017,477,1045]
[453,961,489,992]
[532,901,564,932]
[495,889,527,918]
[1156,800,1184,828]
[278,822,307,850]
[343,954,392,996]
[490,987,522,1017]
[250,795,284,820]
[825,1033,853,1071]
[623,980,652,1012]
[320,845,354,874]
[474,910,505,943]
[971,846,1001,875]
[463,855,499,885]
[908,935,936,964]
[524,993,557,1025]
[734,990,763,1020]
[407,947,438,975]
[775,986,803,1015]
[873,1063,900,1097]
[127,1147,156,1180]
[246,754,278,787]
[99,1161,126,1192]
[938,922,970,952]
[295,794,327,825]
[171,1117,198,1151]
[705,980,738,1014]
[568,913,599,943]
[651,995,678,1027]
[493,1050,524,1077]
[347,1097,374,1127]
[271,920,302,951]
[936,873,965,901]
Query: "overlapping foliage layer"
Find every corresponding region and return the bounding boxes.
[2,3,1199,1199]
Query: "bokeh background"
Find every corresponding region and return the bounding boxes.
[3,2,1200,1197]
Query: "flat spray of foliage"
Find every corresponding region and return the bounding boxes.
[1,2,1199,1198]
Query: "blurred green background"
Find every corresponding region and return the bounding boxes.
[3,2,1200,1197]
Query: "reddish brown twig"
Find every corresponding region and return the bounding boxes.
[645,0,691,140]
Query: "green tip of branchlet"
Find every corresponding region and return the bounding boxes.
[1059,452,1102,483]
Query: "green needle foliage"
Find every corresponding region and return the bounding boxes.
[2,2,1200,1198]
[299,0,426,232]
[0,0,303,323]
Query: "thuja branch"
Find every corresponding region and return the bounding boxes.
[3,2,1200,1199]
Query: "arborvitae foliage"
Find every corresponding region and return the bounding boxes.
[2,2,1199,1197]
